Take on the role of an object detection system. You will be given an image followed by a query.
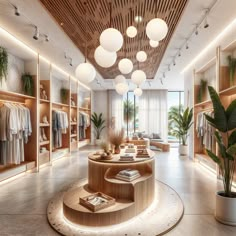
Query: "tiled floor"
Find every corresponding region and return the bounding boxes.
[0,147,236,235]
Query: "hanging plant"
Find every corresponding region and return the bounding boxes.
[22,73,34,96]
[227,55,236,87]
[60,88,68,104]
[197,79,207,103]
[0,47,8,84]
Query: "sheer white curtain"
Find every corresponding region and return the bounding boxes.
[138,90,168,141]
[108,90,124,131]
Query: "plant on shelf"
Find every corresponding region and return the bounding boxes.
[0,47,8,84]
[197,79,207,103]
[60,88,68,104]
[91,112,105,145]
[205,86,236,225]
[109,128,124,154]
[227,55,236,87]
[22,73,34,96]
[173,107,193,156]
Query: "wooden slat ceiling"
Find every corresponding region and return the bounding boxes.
[39,0,188,79]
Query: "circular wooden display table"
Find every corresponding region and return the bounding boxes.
[63,149,155,226]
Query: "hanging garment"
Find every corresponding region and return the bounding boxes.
[79,111,90,140]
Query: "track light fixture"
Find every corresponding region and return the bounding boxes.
[33,26,39,40]
[69,58,73,67]
[178,50,181,57]
[186,41,189,50]
[204,9,209,29]
[173,59,176,66]
[64,53,73,66]
[148,81,151,87]
[13,5,20,16]
[195,25,199,35]
[163,72,165,78]
[160,78,163,85]
[168,65,171,71]
[44,35,49,42]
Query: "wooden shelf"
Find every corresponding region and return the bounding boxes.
[39,123,50,127]
[71,105,77,109]
[0,89,36,100]
[219,85,236,96]
[52,102,69,107]
[222,40,236,52]
[70,122,77,125]
[40,99,50,103]
[70,134,77,138]
[194,100,212,108]
[79,107,90,111]
[39,140,50,146]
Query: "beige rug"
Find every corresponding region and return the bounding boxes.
[47,179,184,236]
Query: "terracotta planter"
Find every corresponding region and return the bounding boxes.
[179,144,188,156]
[114,146,120,154]
[215,191,236,226]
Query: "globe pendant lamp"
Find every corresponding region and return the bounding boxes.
[149,40,159,48]
[134,87,143,96]
[146,0,168,41]
[94,45,117,68]
[136,51,147,62]
[126,26,137,38]
[114,75,126,84]
[118,37,133,74]
[75,1,96,83]
[131,69,146,86]
[115,82,129,95]
[100,3,123,52]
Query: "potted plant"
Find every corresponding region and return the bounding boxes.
[60,88,68,104]
[0,47,8,85]
[205,86,236,225]
[173,107,193,156]
[227,55,236,87]
[91,112,106,145]
[109,128,124,154]
[22,73,34,96]
[197,79,207,103]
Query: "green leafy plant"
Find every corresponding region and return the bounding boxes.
[173,107,193,145]
[0,47,8,84]
[60,88,68,104]
[91,112,106,139]
[22,74,34,96]
[197,79,207,103]
[205,86,236,198]
[123,99,138,123]
[227,55,236,86]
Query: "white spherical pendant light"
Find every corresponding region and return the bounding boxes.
[131,70,146,86]
[134,87,143,96]
[146,18,168,41]
[126,26,137,38]
[118,58,133,74]
[149,40,159,48]
[75,62,96,83]
[136,51,147,62]
[100,28,123,52]
[114,75,126,84]
[94,45,117,68]
[115,83,129,95]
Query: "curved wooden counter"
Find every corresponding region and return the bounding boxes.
[63,149,155,226]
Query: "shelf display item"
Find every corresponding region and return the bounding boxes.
[119,153,134,161]
[125,148,136,153]
[42,115,49,124]
[136,149,150,158]
[40,84,48,100]
[115,169,141,182]
[79,192,115,212]
[41,128,47,141]
[40,147,48,153]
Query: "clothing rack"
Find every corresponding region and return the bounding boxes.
[0,99,25,105]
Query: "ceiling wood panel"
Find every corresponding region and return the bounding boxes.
[39,0,188,79]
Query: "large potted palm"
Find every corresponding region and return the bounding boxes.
[173,107,193,155]
[205,86,236,225]
[91,112,106,145]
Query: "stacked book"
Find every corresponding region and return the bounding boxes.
[115,169,141,182]
[119,153,134,161]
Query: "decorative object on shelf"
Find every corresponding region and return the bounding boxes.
[0,46,8,85]
[71,98,75,106]
[197,79,207,103]
[173,107,193,156]
[91,112,106,145]
[100,142,112,160]
[42,116,49,124]
[75,1,96,83]
[146,0,168,41]
[227,55,236,87]
[115,169,140,181]
[41,128,47,141]
[99,2,123,52]
[109,128,124,154]
[40,84,48,100]
[94,45,117,68]
[205,86,236,226]
[60,88,69,104]
[21,73,34,96]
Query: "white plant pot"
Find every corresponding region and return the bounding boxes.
[215,191,236,226]
[179,144,188,156]
[95,139,102,146]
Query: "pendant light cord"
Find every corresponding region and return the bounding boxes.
[109,2,112,28]
[155,0,158,18]
[84,1,87,62]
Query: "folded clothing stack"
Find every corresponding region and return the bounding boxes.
[87,196,108,206]
[119,153,134,161]
[116,169,140,182]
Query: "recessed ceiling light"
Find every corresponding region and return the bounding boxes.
[60,22,64,26]
[134,15,143,23]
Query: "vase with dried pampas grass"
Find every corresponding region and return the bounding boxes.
[109,128,125,154]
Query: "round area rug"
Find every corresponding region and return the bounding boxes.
[47,179,184,236]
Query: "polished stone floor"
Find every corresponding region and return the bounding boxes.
[0,147,236,236]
